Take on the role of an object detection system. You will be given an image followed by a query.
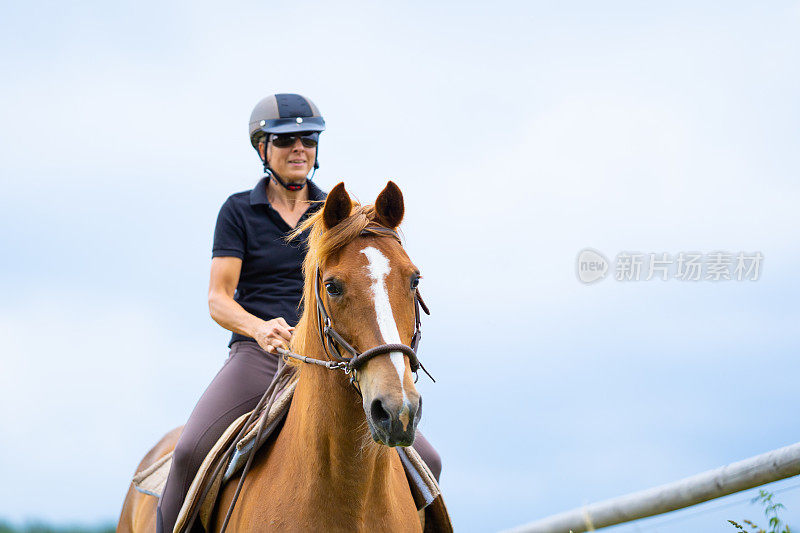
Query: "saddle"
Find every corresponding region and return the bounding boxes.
[132,374,452,532]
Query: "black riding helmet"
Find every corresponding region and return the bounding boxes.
[248,93,326,191]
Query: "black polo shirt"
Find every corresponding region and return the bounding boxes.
[212,177,326,346]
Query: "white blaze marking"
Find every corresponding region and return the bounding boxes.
[361,246,407,399]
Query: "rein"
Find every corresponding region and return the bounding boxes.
[186,225,434,533]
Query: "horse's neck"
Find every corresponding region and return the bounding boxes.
[287,347,395,506]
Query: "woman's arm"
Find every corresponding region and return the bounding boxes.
[208,256,293,353]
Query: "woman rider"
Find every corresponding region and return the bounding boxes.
[156,94,442,533]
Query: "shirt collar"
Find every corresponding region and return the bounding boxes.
[250,176,326,207]
[249,176,270,206]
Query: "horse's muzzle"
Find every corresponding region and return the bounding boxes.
[366,395,422,447]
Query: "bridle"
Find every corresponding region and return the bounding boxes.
[289,225,434,391]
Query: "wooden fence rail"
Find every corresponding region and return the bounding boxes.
[502,441,800,533]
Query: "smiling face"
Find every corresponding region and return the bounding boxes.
[259,133,317,182]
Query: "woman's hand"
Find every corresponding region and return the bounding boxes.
[253,317,295,354]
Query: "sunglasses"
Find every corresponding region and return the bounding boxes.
[270,132,319,149]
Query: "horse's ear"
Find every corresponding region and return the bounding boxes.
[374,181,404,229]
[323,182,352,229]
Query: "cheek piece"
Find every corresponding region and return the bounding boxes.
[262,141,319,192]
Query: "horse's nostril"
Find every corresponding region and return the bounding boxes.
[370,398,391,427]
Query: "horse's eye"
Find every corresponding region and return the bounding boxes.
[325,281,342,296]
[410,275,420,290]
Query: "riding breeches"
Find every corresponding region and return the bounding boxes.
[156,340,442,533]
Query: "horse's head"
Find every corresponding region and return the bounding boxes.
[293,181,423,447]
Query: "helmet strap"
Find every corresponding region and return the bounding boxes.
[263,167,305,192]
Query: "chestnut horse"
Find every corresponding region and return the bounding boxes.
[119,181,428,532]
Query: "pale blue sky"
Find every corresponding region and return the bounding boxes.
[1,2,799,532]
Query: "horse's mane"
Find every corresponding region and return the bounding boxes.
[287,199,382,359]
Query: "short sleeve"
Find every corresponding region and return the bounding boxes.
[212,197,246,259]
